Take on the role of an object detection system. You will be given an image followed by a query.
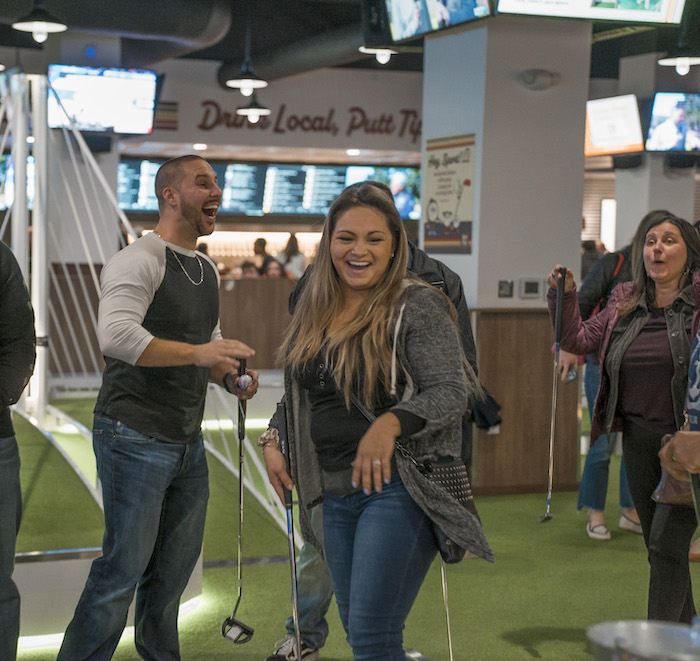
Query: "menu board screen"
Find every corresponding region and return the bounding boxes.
[117,159,420,217]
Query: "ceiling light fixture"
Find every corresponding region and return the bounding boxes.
[236,92,271,124]
[658,0,700,75]
[359,46,398,65]
[12,1,67,44]
[225,3,267,96]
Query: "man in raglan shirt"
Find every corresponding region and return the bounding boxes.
[59,155,258,661]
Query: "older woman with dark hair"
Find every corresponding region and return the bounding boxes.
[260,182,492,660]
[548,210,700,624]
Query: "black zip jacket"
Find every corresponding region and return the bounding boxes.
[0,241,36,437]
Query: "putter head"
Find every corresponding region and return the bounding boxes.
[537,512,553,523]
[222,616,254,644]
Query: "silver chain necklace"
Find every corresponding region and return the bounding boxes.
[153,230,204,286]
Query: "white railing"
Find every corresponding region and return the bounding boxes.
[2,70,296,544]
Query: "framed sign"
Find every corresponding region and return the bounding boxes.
[423,134,475,254]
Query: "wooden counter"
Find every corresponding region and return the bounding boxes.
[218,278,297,370]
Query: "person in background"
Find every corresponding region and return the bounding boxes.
[254,237,275,275]
[264,180,482,661]
[260,182,491,660]
[263,258,287,279]
[276,233,307,280]
[58,155,259,660]
[0,241,36,661]
[581,240,602,281]
[547,210,700,623]
[389,171,416,219]
[197,241,209,256]
[562,219,669,541]
[241,260,261,279]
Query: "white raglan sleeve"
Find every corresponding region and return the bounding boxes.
[97,239,165,365]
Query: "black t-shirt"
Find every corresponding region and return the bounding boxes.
[298,352,423,471]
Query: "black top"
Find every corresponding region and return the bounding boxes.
[297,351,423,472]
[0,241,35,437]
[95,241,220,444]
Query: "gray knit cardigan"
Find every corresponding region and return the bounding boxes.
[268,281,494,563]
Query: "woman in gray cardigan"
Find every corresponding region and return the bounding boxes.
[260,182,491,660]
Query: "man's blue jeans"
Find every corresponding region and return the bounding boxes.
[578,357,635,512]
[58,414,209,661]
[284,505,333,649]
[0,436,21,661]
[322,474,437,661]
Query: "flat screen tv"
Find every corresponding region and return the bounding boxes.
[584,94,645,157]
[0,154,35,211]
[496,0,685,23]
[117,159,421,219]
[385,0,490,43]
[47,64,158,135]
[645,92,700,152]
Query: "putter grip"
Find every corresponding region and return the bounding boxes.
[554,266,566,344]
[277,402,293,509]
[238,358,247,378]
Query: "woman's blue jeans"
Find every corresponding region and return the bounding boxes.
[58,414,209,661]
[578,357,635,512]
[0,436,21,661]
[322,473,437,661]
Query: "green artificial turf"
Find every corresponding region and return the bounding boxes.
[15,399,700,660]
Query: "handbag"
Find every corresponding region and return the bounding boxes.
[394,441,479,563]
[349,392,478,564]
[652,433,693,507]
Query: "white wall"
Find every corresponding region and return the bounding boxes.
[422,16,591,309]
[148,60,423,152]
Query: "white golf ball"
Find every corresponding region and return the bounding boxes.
[238,374,253,390]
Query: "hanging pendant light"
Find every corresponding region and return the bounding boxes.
[658,0,700,75]
[12,1,67,44]
[225,2,268,96]
[236,92,271,124]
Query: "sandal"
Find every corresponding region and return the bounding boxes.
[587,522,611,541]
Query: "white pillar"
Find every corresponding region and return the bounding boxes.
[29,75,49,424]
[421,16,592,306]
[10,73,29,278]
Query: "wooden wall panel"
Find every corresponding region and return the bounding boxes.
[473,309,580,494]
[219,279,296,370]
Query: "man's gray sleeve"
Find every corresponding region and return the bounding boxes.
[97,239,165,365]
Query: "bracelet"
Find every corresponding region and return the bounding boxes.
[223,371,236,394]
[257,427,280,451]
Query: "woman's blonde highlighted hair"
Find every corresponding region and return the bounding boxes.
[280,182,411,407]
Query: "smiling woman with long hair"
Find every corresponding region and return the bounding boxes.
[261,182,491,660]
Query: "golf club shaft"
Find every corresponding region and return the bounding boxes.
[541,266,567,520]
[440,559,454,661]
[277,401,303,656]
[286,509,303,657]
[236,360,247,613]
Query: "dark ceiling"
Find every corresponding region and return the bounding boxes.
[0,0,687,82]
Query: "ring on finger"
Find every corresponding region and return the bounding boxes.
[372,460,382,466]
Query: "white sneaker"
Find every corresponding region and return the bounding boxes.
[587,522,611,541]
[266,637,320,661]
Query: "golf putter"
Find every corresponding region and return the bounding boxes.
[278,401,303,658]
[222,359,254,644]
[538,266,567,523]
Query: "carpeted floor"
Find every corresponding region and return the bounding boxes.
[14,401,697,660]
